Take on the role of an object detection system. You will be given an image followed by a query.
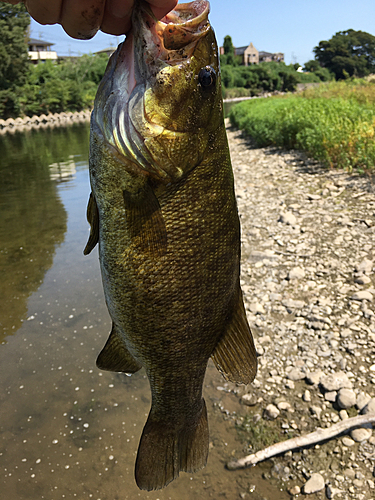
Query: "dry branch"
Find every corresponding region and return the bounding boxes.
[227,413,375,470]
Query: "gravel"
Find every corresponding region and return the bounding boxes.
[219,121,375,500]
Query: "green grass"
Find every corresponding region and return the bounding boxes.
[229,79,375,173]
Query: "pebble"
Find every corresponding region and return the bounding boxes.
[361,398,375,415]
[350,290,373,301]
[279,212,297,226]
[286,368,306,381]
[303,473,325,494]
[325,391,337,402]
[288,267,305,280]
[241,393,257,406]
[305,370,324,385]
[320,372,352,392]
[326,485,344,499]
[263,404,280,420]
[337,388,356,409]
[288,485,301,495]
[225,125,375,500]
[355,258,373,274]
[356,392,371,411]
[342,436,355,447]
[310,406,322,419]
[303,390,311,402]
[350,427,372,442]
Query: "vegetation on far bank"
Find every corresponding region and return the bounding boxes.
[229,78,375,173]
[0,4,107,119]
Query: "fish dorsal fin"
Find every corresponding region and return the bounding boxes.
[83,192,99,255]
[97,323,142,374]
[122,181,167,258]
[211,288,257,385]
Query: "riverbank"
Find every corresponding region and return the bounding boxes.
[217,120,375,499]
[0,110,91,135]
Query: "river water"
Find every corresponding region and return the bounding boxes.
[0,122,288,500]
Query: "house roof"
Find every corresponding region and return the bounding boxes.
[28,38,54,46]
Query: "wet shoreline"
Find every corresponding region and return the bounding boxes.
[0,110,91,134]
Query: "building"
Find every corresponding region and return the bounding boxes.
[220,42,284,66]
[259,50,284,63]
[234,42,259,66]
[28,38,58,63]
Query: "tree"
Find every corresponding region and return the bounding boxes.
[0,3,30,118]
[222,35,236,66]
[313,29,375,79]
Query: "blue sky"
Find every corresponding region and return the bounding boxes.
[30,0,375,65]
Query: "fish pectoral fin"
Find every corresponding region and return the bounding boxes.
[96,323,142,374]
[211,288,257,385]
[123,182,167,258]
[83,192,99,255]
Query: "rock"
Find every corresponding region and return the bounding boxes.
[277,401,294,412]
[355,258,373,274]
[339,410,349,420]
[303,473,325,494]
[241,393,257,406]
[310,405,322,419]
[286,368,306,381]
[325,391,337,402]
[263,404,280,420]
[350,427,372,442]
[337,388,356,409]
[282,298,305,310]
[288,267,305,280]
[320,371,352,392]
[303,390,311,402]
[326,485,343,499]
[249,302,265,314]
[356,393,372,411]
[342,436,355,447]
[354,275,371,285]
[288,485,301,496]
[361,398,375,415]
[278,211,296,225]
[305,370,324,385]
[350,290,373,302]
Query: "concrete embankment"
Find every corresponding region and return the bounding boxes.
[0,110,91,134]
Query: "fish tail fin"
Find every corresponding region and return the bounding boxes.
[135,399,208,491]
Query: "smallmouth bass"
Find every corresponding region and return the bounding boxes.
[84,0,257,491]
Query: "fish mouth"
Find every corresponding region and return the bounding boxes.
[138,0,210,62]
[92,0,211,181]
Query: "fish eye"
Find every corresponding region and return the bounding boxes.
[198,66,216,89]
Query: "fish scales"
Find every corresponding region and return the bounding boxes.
[84,0,257,491]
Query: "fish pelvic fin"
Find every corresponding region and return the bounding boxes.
[135,399,208,491]
[122,181,167,258]
[96,323,142,374]
[211,288,257,385]
[83,192,99,255]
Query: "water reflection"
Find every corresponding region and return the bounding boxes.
[0,124,89,342]
[0,123,288,500]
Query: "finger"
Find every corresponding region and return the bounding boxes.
[60,0,106,39]
[100,0,133,35]
[148,0,178,20]
[24,0,63,25]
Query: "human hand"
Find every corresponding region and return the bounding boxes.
[4,0,178,39]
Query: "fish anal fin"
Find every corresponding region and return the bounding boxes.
[211,288,257,385]
[96,323,142,374]
[135,399,208,491]
[123,182,167,258]
[83,192,99,255]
